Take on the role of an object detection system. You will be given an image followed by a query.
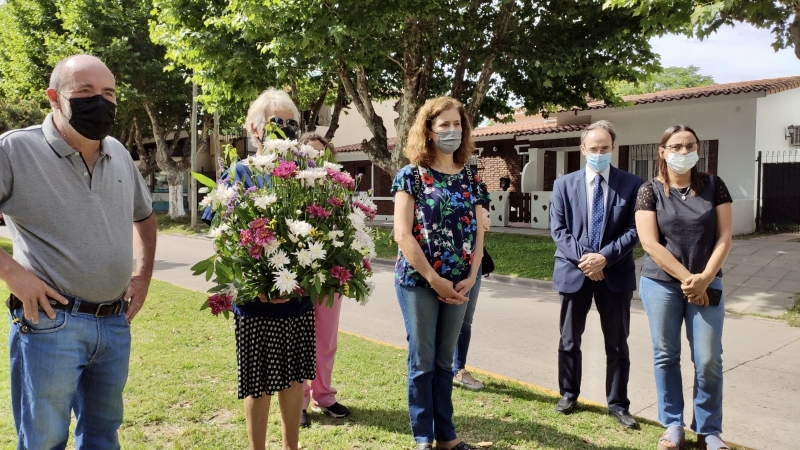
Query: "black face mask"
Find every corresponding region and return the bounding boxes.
[264,116,298,141]
[65,94,117,141]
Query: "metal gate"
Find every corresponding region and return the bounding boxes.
[508,191,531,223]
[757,150,800,231]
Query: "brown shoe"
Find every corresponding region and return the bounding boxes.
[453,369,484,391]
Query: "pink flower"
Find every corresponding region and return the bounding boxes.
[352,201,377,221]
[327,196,344,207]
[306,203,331,218]
[329,265,352,286]
[362,258,372,272]
[254,227,276,246]
[208,292,233,316]
[239,229,254,247]
[248,245,262,260]
[271,160,298,179]
[326,168,355,190]
[249,217,269,229]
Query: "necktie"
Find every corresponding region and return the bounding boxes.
[589,174,604,252]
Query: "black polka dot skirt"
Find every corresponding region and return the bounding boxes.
[234,309,317,399]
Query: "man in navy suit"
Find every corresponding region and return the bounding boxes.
[549,120,643,429]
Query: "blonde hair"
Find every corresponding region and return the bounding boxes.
[405,96,474,167]
[245,88,300,147]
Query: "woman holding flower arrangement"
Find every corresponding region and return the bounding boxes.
[392,96,489,450]
[201,89,315,450]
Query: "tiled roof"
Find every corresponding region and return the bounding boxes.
[336,137,397,153]
[336,76,800,152]
[571,75,800,111]
[472,121,587,138]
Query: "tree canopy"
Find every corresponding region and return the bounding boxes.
[152,0,662,174]
[604,0,800,59]
[0,97,46,134]
[609,65,715,96]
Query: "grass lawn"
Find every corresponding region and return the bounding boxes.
[0,279,725,450]
[781,293,800,328]
[374,228,645,281]
[156,212,210,236]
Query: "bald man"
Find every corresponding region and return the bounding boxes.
[0,54,156,449]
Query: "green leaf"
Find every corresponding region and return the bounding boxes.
[205,260,215,281]
[192,172,217,189]
[190,256,213,275]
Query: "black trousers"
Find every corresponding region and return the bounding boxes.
[558,278,632,412]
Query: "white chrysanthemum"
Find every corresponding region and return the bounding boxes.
[268,249,290,269]
[249,153,278,172]
[206,223,230,238]
[295,167,328,187]
[316,272,327,284]
[286,219,313,237]
[327,230,344,240]
[362,281,376,305]
[274,269,298,295]
[347,212,365,229]
[294,248,313,267]
[331,240,345,248]
[253,193,278,209]
[323,161,343,171]
[307,240,327,261]
[209,185,236,208]
[262,139,297,157]
[199,195,212,208]
[263,239,281,255]
[354,192,377,210]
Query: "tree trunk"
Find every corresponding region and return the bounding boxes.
[143,98,191,219]
[324,83,348,142]
[306,79,331,133]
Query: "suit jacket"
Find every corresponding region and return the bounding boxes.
[550,166,643,294]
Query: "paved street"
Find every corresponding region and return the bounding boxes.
[2,228,798,449]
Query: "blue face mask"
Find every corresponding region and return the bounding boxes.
[586,153,612,172]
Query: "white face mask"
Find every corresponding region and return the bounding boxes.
[666,151,699,174]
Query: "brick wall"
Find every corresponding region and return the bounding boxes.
[618,145,629,172]
[475,139,522,192]
[543,151,557,191]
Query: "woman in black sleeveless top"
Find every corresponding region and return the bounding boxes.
[635,125,733,450]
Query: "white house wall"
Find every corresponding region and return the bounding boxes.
[572,95,761,234]
[755,89,800,155]
[316,100,399,148]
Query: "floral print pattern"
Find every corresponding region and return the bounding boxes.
[391,165,490,287]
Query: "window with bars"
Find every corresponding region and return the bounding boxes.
[628,141,709,179]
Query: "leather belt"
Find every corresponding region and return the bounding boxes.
[6,293,126,318]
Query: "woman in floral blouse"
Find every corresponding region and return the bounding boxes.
[391,96,490,450]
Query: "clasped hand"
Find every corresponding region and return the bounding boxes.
[258,293,290,304]
[431,275,471,305]
[682,274,710,307]
[579,253,607,281]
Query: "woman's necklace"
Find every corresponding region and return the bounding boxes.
[673,185,691,200]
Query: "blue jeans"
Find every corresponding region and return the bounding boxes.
[639,276,725,435]
[453,267,482,373]
[396,284,468,445]
[9,296,131,450]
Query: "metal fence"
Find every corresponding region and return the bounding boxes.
[757,149,800,231]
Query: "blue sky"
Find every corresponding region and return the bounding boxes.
[650,23,800,83]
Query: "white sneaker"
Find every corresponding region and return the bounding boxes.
[453,369,484,391]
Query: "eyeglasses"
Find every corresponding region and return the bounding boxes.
[664,142,698,152]
[584,146,612,154]
[268,116,299,131]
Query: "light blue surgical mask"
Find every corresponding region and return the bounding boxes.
[435,130,462,154]
[586,153,612,172]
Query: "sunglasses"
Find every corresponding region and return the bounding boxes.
[269,116,299,131]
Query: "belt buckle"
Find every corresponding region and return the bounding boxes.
[95,301,118,318]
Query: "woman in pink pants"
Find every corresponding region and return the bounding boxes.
[298,133,351,427]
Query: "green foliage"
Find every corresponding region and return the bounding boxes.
[151,0,663,174]
[604,0,800,59]
[609,65,715,96]
[0,97,46,134]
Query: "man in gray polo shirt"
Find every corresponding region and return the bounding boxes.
[0,54,156,449]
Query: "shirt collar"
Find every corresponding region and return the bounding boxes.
[42,113,112,160]
[585,164,611,183]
